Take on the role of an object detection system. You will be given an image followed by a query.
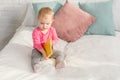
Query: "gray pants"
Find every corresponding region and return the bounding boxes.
[31,49,65,67]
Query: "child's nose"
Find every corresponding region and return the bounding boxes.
[43,24,47,28]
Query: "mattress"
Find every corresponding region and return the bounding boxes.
[0,26,120,80]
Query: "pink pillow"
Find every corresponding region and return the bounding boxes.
[52,0,95,42]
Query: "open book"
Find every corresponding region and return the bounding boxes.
[43,38,53,58]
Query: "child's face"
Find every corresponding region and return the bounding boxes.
[38,15,54,31]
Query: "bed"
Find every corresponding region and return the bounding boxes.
[0,26,120,80]
[0,0,120,80]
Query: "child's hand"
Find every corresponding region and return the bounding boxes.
[44,56,48,60]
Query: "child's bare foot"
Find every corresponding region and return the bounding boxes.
[56,61,65,69]
[33,64,41,73]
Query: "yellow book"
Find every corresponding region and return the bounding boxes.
[43,38,53,58]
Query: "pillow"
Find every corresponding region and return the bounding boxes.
[79,1,115,36]
[32,1,62,26]
[52,0,95,42]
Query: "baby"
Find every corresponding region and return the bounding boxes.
[31,7,65,72]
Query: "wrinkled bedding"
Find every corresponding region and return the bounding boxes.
[0,26,120,80]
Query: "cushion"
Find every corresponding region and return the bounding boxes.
[52,0,95,42]
[32,1,62,25]
[79,1,115,36]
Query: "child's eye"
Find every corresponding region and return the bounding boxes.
[46,23,50,25]
[40,23,44,25]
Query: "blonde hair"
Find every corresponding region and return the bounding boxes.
[38,7,54,19]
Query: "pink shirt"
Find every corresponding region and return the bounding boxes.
[32,27,58,51]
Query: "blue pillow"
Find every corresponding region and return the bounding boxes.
[79,1,115,36]
[32,1,62,18]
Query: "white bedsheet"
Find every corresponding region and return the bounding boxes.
[0,26,120,80]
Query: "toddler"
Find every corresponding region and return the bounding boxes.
[31,7,65,72]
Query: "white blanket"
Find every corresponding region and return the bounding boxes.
[0,26,120,80]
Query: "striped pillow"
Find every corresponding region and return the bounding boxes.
[52,0,95,42]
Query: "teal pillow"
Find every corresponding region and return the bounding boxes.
[58,0,66,5]
[32,1,62,18]
[79,1,115,36]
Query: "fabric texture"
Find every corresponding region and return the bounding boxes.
[52,0,95,42]
[79,1,115,36]
[31,48,65,69]
[1,25,120,78]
